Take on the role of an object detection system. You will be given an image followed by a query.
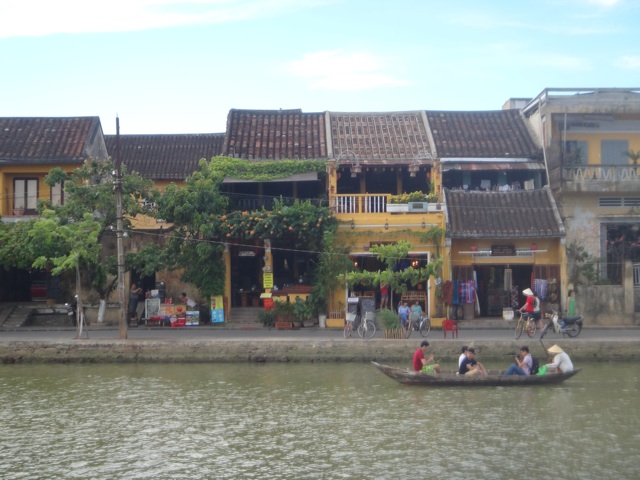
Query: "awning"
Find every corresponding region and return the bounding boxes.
[223,172,318,183]
[441,161,544,172]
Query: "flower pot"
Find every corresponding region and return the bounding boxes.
[275,321,293,329]
[386,204,409,213]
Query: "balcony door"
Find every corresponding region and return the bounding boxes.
[14,178,38,213]
[601,140,629,165]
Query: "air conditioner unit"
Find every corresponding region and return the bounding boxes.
[407,202,428,212]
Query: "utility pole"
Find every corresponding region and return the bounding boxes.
[115,117,127,339]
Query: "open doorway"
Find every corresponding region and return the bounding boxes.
[474,265,533,317]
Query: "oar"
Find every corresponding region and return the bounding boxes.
[539,338,548,357]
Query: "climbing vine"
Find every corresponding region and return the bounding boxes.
[202,156,326,182]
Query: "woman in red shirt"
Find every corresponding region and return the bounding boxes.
[519,288,535,316]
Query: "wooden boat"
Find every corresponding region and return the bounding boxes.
[372,362,581,387]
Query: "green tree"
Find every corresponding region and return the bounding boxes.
[40,160,153,299]
[151,165,229,298]
[342,241,441,311]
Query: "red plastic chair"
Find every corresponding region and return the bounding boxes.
[442,319,459,338]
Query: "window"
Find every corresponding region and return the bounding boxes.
[51,181,64,206]
[13,178,38,213]
[599,197,622,207]
[601,140,629,165]
[564,140,588,165]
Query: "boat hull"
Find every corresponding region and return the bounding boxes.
[372,362,581,387]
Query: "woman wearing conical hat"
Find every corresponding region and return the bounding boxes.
[546,345,574,373]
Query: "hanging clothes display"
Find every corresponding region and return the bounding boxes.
[534,279,548,300]
[511,286,519,309]
[452,280,460,305]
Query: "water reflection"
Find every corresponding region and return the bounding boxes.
[0,363,638,479]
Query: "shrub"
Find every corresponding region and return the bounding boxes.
[376,308,401,329]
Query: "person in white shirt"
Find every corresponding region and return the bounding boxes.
[458,346,468,369]
[546,345,574,373]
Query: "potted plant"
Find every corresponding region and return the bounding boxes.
[258,309,275,328]
[376,308,403,339]
[272,300,295,329]
[293,297,313,328]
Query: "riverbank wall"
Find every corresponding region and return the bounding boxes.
[1,339,637,364]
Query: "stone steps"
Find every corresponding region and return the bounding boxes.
[1,306,34,328]
[228,307,262,326]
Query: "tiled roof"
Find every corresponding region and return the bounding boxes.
[0,117,101,164]
[223,109,327,159]
[445,187,564,239]
[105,134,225,180]
[426,110,540,159]
[329,111,432,163]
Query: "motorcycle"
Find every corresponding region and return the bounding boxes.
[65,298,77,326]
[540,308,583,338]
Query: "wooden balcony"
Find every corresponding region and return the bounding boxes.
[563,165,640,193]
[332,193,444,220]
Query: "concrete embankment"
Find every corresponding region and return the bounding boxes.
[1,338,637,364]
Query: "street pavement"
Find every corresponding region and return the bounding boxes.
[1,324,639,342]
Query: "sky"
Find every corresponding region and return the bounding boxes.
[1,0,639,135]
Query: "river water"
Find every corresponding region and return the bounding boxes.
[0,362,638,479]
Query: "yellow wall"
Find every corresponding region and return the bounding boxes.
[565,132,640,164]
[0,164,73,216]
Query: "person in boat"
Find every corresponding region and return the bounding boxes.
[504,346,532,376]
[545,345,574,373]
[412,340,441,374]
[458,347,488,376]
[458,345,468,369]
[398,301,410,328]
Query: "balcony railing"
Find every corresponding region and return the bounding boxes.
[332,194,443,214]
[332,194,390,214]
[564,165,640,182]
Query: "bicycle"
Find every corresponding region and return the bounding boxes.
[404,312,431,338]
[514,310,536,339]
[344,311,376,339]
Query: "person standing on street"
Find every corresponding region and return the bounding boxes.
[129,283,142,321]
[380,282,389,309]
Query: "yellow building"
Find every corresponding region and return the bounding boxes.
[0,116,108,301]
[426,109,565,319]
[523,88,640,325]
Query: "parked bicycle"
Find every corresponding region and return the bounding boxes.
[514,310,536,339]
[404,312,431,338]
[344,311,376,339]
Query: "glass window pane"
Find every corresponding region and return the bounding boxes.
[14,179,25,209]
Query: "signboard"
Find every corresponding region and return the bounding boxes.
[145,298,160,318]
[211,295,225,323]
[263,273,274,289]
[186,311,200,326]
[491,244,516,256]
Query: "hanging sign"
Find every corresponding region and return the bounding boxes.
[491,244,516,256]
